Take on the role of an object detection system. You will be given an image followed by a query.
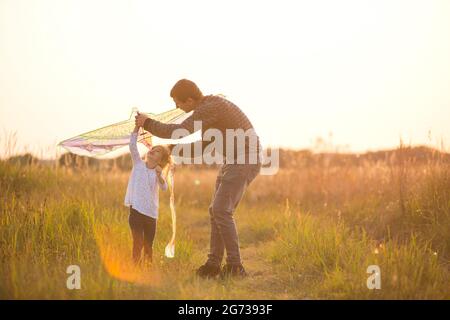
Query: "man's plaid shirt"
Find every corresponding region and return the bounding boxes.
[143,95,261,163]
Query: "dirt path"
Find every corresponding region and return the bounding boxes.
[226,244,290,299]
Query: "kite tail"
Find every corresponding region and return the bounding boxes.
[164,166,176,258]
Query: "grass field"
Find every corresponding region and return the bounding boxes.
[0,151,449,299]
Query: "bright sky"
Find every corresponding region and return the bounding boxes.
[1,0,449,159]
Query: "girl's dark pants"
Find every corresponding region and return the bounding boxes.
[129,206,156,263]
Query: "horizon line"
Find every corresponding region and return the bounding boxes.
[1,142,448,162]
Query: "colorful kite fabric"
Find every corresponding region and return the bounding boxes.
[58,108,188,157]
[58,108,188,258]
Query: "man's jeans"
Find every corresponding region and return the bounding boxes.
[207,163,261,266]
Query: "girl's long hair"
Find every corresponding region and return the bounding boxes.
[153,144,173,180]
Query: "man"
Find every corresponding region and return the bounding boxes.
[135,79,261,278]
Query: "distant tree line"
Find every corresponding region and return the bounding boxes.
[4,146,449,170]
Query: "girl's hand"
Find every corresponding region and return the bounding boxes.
[135,112,149,127]
[155,165,163,177]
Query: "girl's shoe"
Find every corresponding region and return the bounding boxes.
[196,262,221,278]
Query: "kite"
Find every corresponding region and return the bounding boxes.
[58,107,187,156]
[58,107,190,258]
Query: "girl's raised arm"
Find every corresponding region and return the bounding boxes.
[129,126,142,164]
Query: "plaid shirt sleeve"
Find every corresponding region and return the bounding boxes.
[143,113,194,139]
[143,100,220,139]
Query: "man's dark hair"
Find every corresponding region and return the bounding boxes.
[170,79,203,102]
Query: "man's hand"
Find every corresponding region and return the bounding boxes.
[135,112,149,128]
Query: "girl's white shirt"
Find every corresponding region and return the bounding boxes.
[124,132,167,219]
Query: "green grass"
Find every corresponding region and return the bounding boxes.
[0,160,449,299]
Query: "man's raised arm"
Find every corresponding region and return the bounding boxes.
[141,114,195,139]
[136,103,219,139]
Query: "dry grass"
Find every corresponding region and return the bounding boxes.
[0,150,449,299]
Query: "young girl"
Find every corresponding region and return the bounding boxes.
[124,125,172,263]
